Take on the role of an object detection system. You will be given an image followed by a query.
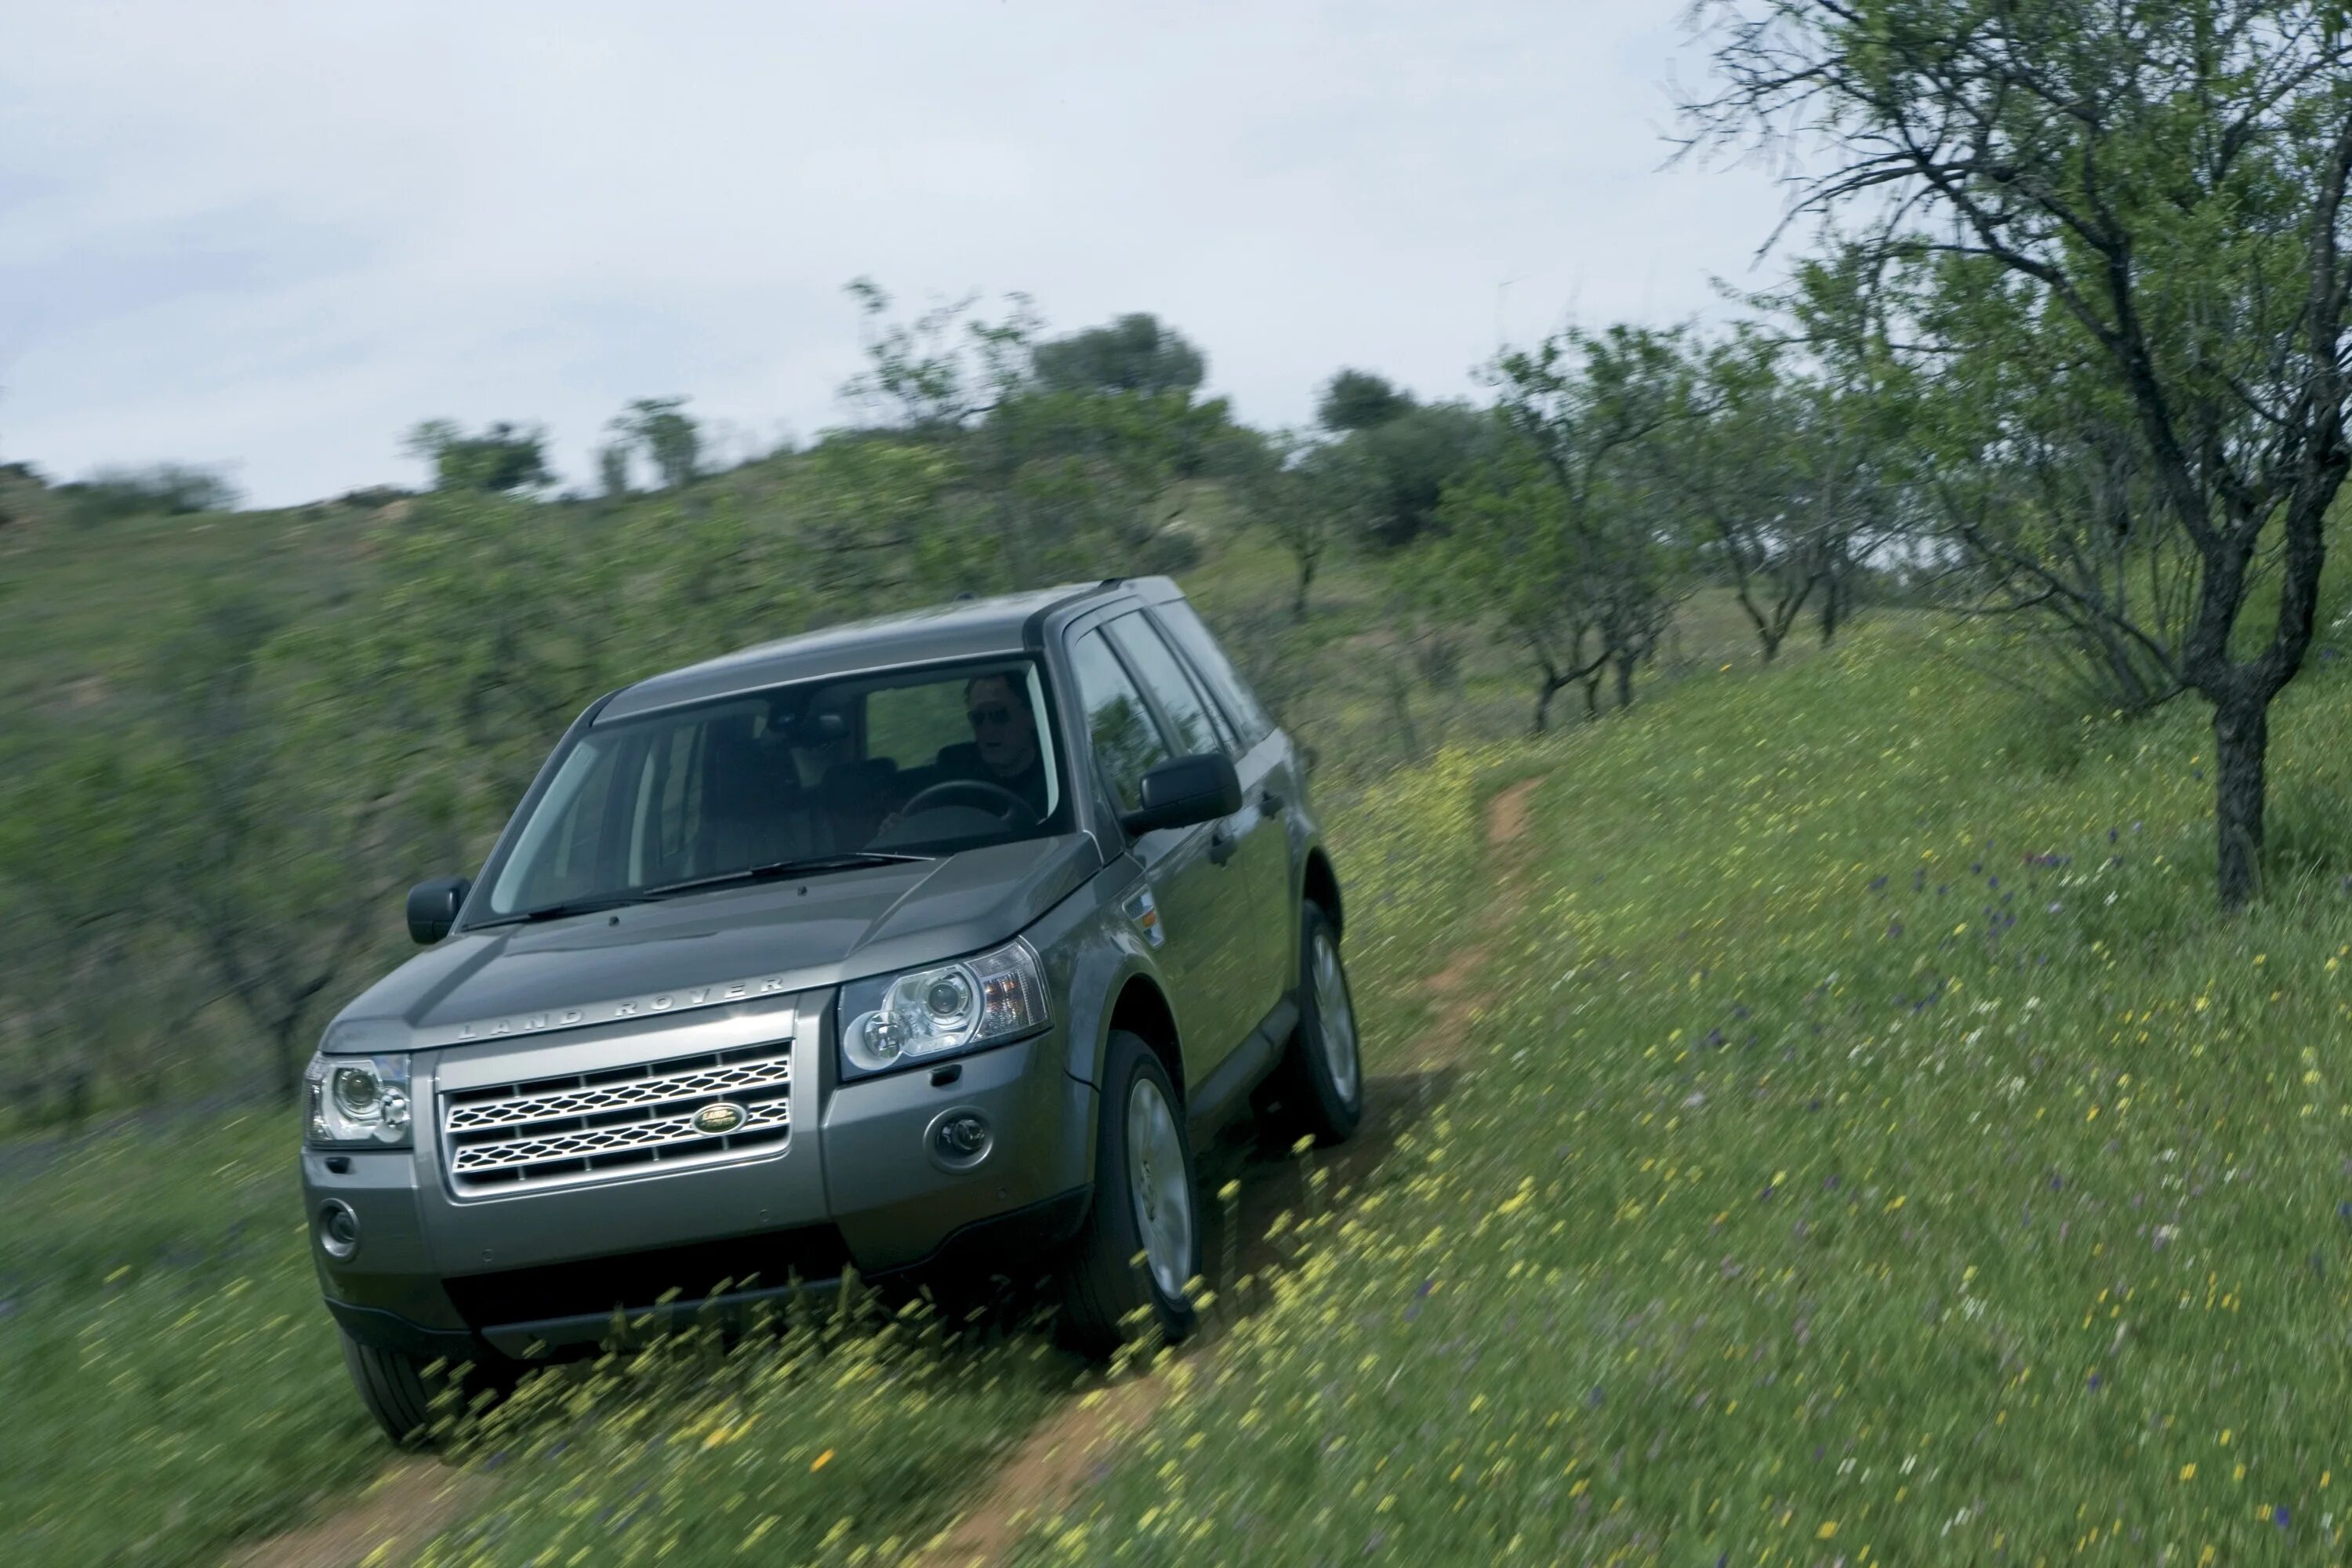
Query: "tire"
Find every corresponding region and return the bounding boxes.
[338,1329,509,1448]
[1058,1031,1201,1359]
[1263,902,1363,1149]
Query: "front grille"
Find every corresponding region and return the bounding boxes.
[440,1040,791,1195]
[443,1224,852,1329]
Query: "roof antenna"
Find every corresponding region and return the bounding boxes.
[953,590,978,601]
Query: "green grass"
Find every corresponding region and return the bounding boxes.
[1008,613,2352,1566]
[0,1113,385,1566]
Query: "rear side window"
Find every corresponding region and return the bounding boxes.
[1152,599,1274,748]
[1069,629,1171,811]
[1105,613,1231,757]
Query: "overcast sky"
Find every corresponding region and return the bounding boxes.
[0,1,1798,508]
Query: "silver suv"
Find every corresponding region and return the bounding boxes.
[302,579,1361,1443]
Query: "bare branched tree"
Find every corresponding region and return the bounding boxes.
[1686,0,2352,908]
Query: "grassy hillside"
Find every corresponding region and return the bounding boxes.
[1011,612,2352,1565]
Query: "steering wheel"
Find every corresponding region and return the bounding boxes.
[894,778,1040,826]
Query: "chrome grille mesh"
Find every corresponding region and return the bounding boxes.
[441,1040,791,1194]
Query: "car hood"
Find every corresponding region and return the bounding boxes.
[325,834,1102,1051]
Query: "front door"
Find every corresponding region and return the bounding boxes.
[1065,626,1254,1087]
[1102,612,1290,1036]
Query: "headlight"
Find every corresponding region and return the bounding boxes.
[838,938,1048,1077]
[304,1051,413,1148]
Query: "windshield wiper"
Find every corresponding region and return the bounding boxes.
[641,851,932,902]
[469,895,659,928]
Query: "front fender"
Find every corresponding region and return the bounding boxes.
[1023,855,1169,1090]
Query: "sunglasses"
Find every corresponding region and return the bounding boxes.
[967,704,1017,728]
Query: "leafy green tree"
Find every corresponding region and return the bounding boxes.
[1471,325,1697,720]
[1317,369,1415,433]
[776,436,964,601]
[1690,0,2352,909]
[1346,402,1494,550]
[1033,314,1206,397]
[404,419,553,494]
[1436,441,1611,731]
[135,594,408,1098]
[56,463,239,524]
[615,397,702,490]
[1233,432,1385,619]
[840,278,1039,432]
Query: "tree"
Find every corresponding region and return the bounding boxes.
[1347,401,1494,550]
[1236,432,1378,619]
[1438,441,1613,730]
[973,387,1236,582]
[1317,369,1415,433]
[1033,313,1207,397]
[597,441,633,499]
[57,463,240,524]
[840,278,1039,432]
[1690,0,2352,909]
[405,419,552,494]
[1661,331,1824,663]
[139,594,405,1098]
[614,397,702,490]
[1482,325,1696,717]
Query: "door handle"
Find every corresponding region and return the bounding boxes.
[1259,788,1285,815]
[1207,826,1237,866]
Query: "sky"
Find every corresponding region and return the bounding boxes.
[0,1,1800,509]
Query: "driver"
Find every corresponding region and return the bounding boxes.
[954,673,1050,818]
[873,674,1051,838]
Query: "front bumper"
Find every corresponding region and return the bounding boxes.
[307,992,1094,1359]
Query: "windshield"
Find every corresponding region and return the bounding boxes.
[475,657,1067,920]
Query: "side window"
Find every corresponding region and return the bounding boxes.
[1105,612,1230,757]
[1152,600,1274,749]
[1069,629,1171,812]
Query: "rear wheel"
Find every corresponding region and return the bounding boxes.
[1263,903,1363,1148]
[339,1329,511,1448]
[1058,1031,1200,1358]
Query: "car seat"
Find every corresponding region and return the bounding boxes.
[699,720,816,873]
[820,757,902,848]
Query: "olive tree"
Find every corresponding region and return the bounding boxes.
[1688,0,2352,909]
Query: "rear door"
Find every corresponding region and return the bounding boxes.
[1102,612,1289,1043]
[1065,626,1251,1087]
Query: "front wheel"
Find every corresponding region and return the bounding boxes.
[1058,1032,1200,1358]
[1263,903,1363,1148]
[339,1330,510,1448]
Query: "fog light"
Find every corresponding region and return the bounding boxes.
[926,1108,993,1170]
[317,1200,361,1261]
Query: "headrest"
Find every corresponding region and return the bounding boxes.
[703,722,803,815]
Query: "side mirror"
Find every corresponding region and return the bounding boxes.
[406,876,472,946]
[1120,753,1242,837]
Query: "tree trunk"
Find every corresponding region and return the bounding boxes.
[1614,653,1636,710]
[2212,695,2269,910]
[1534,675,1567,734]
[272,1012,304,1104]
[1582,673,1605,718]
[1388,668,1423,761]
[1292,557,1315,621]
[1759,626,1781,664]
[1819,575,1842,647]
